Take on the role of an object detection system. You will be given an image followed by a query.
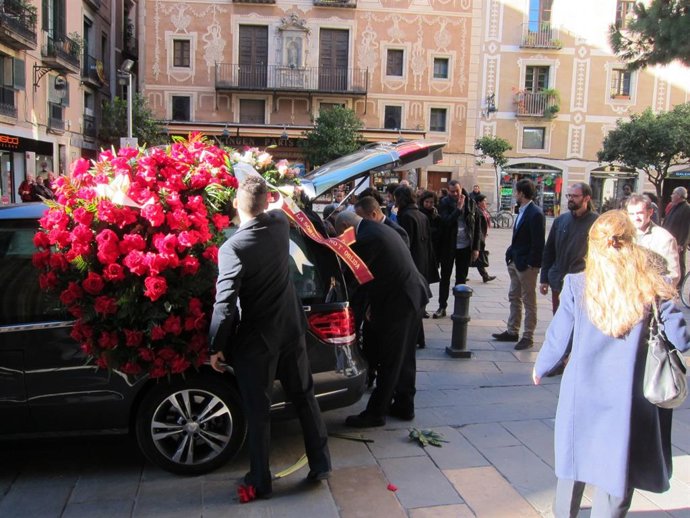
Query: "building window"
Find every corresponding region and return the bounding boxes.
[523,127,546,149]
[384,106,402,129]
[430,108,447,132]
[386,49,404,77]
[171,96,191,121]
[611,68,632,98]
[319,102,345,115]
[433,58,449,79]
[525,65,550,92]
[528,0,552,31]
[239,99,266,124]
[615,1,635,29]
[173,40,191,68]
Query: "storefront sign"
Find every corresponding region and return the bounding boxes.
[669,170,690,178]
[0,134,20,149]
[223,137,300,148]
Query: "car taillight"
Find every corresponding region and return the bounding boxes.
[307,308,356,345]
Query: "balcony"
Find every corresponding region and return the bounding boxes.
[313,0,357,7]
[514,90,560,118]
[83,113,97,139]
[0,86,17,119]
[42,32,81,72]
[520,23,562,49]
[215,64,368,95]
[123,33,138,58]
[0,0,37,50]
[82,53,107,87]
[48,101,65,133]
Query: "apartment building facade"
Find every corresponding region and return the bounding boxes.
[476,0,690,214]
[0,0,136,204]
[138,0,483,192]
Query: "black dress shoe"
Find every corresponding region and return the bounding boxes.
[491,331,519,342]
[243,472,273,498]
[423,311,431,319]
[514,337,534,350]
[388,405,415,421]
[432,308,446,319]
[306,469,331,482]
[483,275,496,283]
[417,342,426,349]
[345,412,385,428]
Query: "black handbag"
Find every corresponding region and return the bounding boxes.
[643,302,688,409]
[471,250,489,268]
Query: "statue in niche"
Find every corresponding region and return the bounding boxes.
[203,22,226,80]
[287,39,301,68]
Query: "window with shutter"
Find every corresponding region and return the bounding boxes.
[238,26,268,88]
[430,108,447,132]
[13,59,25,91]
[384,106,402,129]
[172,96,191,121]
[239,99,266,124]
[386,49,404,77]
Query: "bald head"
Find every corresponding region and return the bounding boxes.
[334,211,362,235]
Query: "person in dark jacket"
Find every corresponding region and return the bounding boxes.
[209,176,331,498]
[474,194,496,283]
[663,186,690,284]
[419,190,441,270]
[534,211,688,518]
[540,182,598,314]
[355,195,409,247]
[336,211,430,427]
[492,179,545,350]
[433,179,481,318]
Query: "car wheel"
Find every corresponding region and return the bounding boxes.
[135,375,246,475]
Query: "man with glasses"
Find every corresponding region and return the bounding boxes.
[540,183,598,314]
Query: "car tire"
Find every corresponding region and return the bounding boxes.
[135,374,246,475]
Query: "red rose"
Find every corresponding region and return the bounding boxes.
[32,249,51,269]
[120,361,143,375]
[178,230,201,248]
[124,250,148,276]
[71,157,91,179]
[103,263,126,282]
[39,271,58,289]
[68,305,83,318]
[33,231,51,249]
[138,347,155,362]
[212,213,230,230]
[82,272,105,295]
[95,354,109,369]
[97,242,120,265]
[153,233,179,255]
[149,358,167,378]
[119,234,146,254]
[94,295,118,315]
[71,321,93,342]
[97,200,118,224]
[163,315,182,336]
[48,228,71,248]
[170,355,191,374]
[180,255,200,275]
[80,342,93,356]
[188,297,204,316]
[143,275,167,301]
[202,246,219,263]
[157,347,177,361]
[145,253,170,276]
[150,325,166,341]
[73,207,94,226]
[49,252,69,272]
[142,202,165,227]
[98,331,119,350]
[124,329,144,347]
[60,282,83,305]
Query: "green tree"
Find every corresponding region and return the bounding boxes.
[302,106,363,168]
[597,104,690,211]
[475,135,513,208]
[609,0,690,69]
[99,94,167,148]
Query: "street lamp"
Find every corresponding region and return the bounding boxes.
[119,59,136,147]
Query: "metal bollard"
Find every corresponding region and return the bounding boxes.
[445,284,473,358]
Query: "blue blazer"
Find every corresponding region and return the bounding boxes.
[505,201,545,271]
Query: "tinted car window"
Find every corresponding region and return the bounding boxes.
[0,220,68,325]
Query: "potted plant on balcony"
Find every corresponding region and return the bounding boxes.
[542,88,561,119]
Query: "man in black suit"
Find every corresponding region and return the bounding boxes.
[492,179,545,350]
[209,176,330,498]
[354,194,410,247]
[663,186,690,284]
[335,211,430,427]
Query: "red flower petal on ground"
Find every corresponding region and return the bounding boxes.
[237,484,256,503]
[387,483,398,492]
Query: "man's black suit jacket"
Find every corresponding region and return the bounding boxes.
[663,200,690,248]
[351,219,430,323]
[505,201,545,271]
[209,210,306,354]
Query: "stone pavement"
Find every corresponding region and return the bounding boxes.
[1,225,689,517]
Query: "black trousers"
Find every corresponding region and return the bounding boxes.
[438,247,472,309]
[364,306,423,417]
[233,333,330,493]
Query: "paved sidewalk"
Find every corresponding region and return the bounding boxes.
[1,226,689,517]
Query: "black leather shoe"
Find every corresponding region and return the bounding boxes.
[306,469,331,482]
[432,308,446,319]
[514,337,534,350]
[417,342,426,349]
[388,405,415,421]
[243,472,273,499]
[483,275,496,283]
[491,331,519,342]
[423,311,431,319]
[345,412,385,428]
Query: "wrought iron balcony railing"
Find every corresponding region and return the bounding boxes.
[82,53,107,84]
[0,0,37,49]
[514,91,560,118]
[215,63,368,95]
[42,32,80,70]
[520,23,561,49]
[0,86,17,118]
[313,0,357,7]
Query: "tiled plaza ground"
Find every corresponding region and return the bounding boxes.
[1,224,689,517]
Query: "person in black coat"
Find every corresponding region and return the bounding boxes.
[335,211,430,427]
[209,176,331,498]
[419,191,441,269]
[434,180,481,318]
[662,186,690,284]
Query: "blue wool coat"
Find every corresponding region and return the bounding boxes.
[535,273,690,498]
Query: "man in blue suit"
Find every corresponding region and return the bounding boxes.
[492,179,545,350]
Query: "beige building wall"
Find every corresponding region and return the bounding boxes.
[476,0,690,214]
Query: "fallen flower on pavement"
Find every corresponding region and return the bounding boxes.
[408,428,448,447]
[387,483,398,492]
[237,484,256,503]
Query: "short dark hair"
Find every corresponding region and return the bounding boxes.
[475,194,487,203]
[236,176,268,216]
[448,179,460,189]
[419,190,437,205]
[358,187,384,205]
[643,191,658,204]
[385,183,399,195]
[393,185,415,208]
[627,193,652,210]
[515,178,536,200]
[355,195,382,215]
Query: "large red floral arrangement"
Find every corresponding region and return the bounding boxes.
[33,134,241,378]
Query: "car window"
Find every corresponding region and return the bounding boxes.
[0,221,69,325]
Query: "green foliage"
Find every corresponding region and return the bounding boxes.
[475,135,512,170]
[609,0,690,69]
[408,428,448,448]
[597,103,690,201]
[302,106,363,168]
[99,94,167,148]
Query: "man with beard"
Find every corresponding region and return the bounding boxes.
[540,183,599,314]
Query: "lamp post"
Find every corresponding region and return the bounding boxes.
[119,59,137,148]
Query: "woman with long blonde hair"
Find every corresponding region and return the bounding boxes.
[534,210,689,518]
